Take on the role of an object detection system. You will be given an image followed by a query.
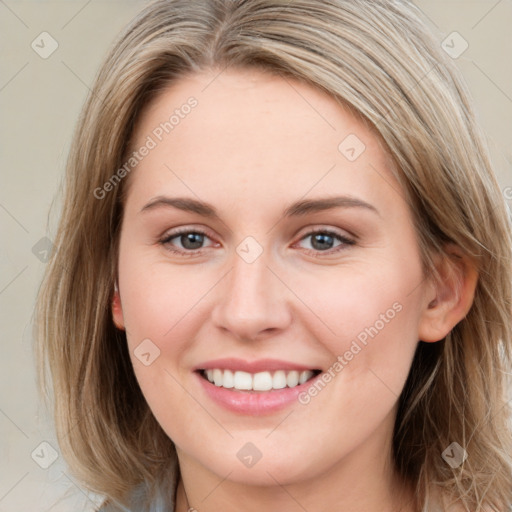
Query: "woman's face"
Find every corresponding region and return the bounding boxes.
[113,68,435,486]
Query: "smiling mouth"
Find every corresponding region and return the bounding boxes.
[198,369,322,391]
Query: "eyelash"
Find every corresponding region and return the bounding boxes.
[158,227,356,257]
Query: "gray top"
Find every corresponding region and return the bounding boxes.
[97,469,178,512]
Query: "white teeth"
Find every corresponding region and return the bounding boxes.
[253,372,273,391]
[272,370,287,389]
[213,369,223,386]
[223,369,234,388]
[203,368,317,391]
[234,371,253,390]
[286,370,299,387]
[299,370,313,384]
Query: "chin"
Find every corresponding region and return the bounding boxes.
[190,443,324,487]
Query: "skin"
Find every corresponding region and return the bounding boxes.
[112,68,478,512]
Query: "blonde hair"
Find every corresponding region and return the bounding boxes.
[35,0,512,511]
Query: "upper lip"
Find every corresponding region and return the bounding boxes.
[195,358,320,373]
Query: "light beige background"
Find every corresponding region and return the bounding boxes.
[1,1,511,511]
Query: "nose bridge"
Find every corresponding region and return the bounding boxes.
[211,239,291,340]
[232,241,272,303]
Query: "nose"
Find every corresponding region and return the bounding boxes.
[211,247,292,342]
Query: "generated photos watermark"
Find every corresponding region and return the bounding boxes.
[298,301,403,405]
[93,96,198,200]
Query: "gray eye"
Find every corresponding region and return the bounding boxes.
[308,232,337,251]
[177,232,205,250]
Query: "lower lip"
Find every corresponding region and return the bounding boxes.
[195,372,321,415]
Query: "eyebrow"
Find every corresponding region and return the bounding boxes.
[140,195,380,218]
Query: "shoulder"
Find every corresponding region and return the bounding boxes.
[96,501,176,512]
[94,482,178,512]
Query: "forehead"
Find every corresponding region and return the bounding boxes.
[126,68,403,218]
[134,67,384,155]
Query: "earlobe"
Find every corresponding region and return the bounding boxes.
[111,282,125,330]
[418,245,478,343]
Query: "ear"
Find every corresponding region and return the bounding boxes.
[111,282,125,330]
[418,244,478,343]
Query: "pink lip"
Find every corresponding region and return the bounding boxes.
[194,362,322,416]
[195,358,319,373]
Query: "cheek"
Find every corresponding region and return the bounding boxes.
[118,249,207,347]
[117,252,208,432]
[291,256,423,403]
[294,259,422,346]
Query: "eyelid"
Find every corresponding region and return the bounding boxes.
[159,226,217,249]
[160,225,214,241]
[295,223,357,241]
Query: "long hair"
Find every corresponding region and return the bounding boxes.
[35,1,512,510]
